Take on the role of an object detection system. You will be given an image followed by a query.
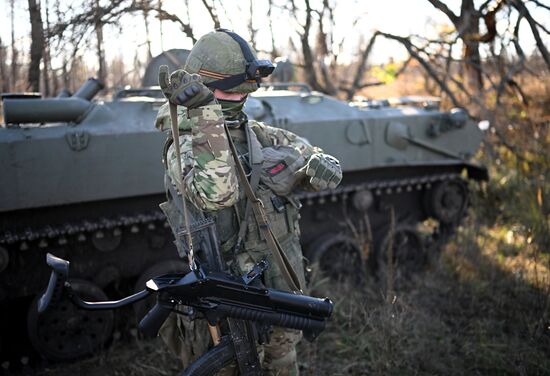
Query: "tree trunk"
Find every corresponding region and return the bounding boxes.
[95,0,106,85]
[143,1,153,62]
[316,14,337,96]
[267,0,278,59]
[426,0,485,93]
[158,0,164,50]
[345,34,378,101]
[28,0,45,92]
[10,0,18,91]
[62,58,70,91]
[248,0,257,52]
[459,0,483,92]
[301,34,324,92]
[43,0,52,96]
[42,48,51,96]
[0,37,9,92]
[301,0,324,92]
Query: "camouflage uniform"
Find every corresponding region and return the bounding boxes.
[155,101,327,375]
[154,29,341,376]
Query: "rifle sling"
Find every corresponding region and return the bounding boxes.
[235,163,260,251]
[224,123,303,293]
[235,123,261,253]
[169,103,195,271]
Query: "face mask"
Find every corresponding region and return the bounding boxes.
[218,97,247,119]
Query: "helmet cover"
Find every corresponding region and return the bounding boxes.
[185,31,260,94]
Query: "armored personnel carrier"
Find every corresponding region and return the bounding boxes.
[0,54,487,364]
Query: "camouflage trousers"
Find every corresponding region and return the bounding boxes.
[159,235,306,375]
[159,316,302,376]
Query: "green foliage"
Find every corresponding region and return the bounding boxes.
[475,143,550,252]
[370,63,401,85]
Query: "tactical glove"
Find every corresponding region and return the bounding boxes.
[158,65,215,109]
[303,153,342,190]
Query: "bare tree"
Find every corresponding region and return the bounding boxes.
[267,0,278,59]
[281,0,392,99]
[295,0,324,92]
[341,35,379,101]
[315,0,337,95]
[17,0,548,109]
[157,0,164,50]
[248,0,257,51]
[28,0,45,92]
[0,37,9,92]
[142,0,153,61]
[42,0,52,96]
[375,31,461,107]
[510,0,550,71]
[10,0,19,91]
[358,0,550,114]
[94,0,107,84]
[44,0,194,89]
[426,0,506,93]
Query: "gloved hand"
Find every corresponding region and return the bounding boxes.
[303,153,342,190]
[158,65,214,109]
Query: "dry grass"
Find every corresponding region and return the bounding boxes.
[33,336,181,376]
[27,209,550,376]
[300,208,550,376]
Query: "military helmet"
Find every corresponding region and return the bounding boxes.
[184,29,274,94]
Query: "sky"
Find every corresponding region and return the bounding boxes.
[1,0,549,71]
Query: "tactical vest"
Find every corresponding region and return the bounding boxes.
[160,121,301,263]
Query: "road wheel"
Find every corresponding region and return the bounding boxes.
[425,179,469,224]
[306,233,366,284]
[376,225,426,290]
[27,279,114,361]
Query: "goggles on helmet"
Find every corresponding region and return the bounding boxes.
[203,29,275,91]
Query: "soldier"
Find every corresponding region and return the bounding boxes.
[154,29,342,375]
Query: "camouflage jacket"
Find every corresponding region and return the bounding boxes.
[155,102,322,212]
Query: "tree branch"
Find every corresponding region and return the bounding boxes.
[343,32,379,100]
[154,8,196,43]
[495,12,526,104]
[512,0,550,71]
[533,19,550,35]
[201,0,221,29]
[376,31,461,108]
[528,0,550,12]
[426,0,459,25]
[478,0,506,43]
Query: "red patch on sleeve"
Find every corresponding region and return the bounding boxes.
[269,162,286,175]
